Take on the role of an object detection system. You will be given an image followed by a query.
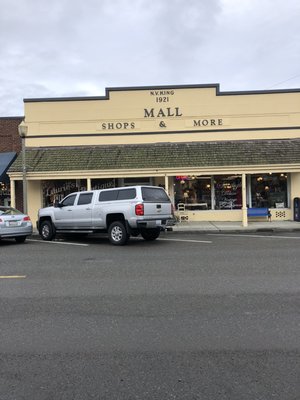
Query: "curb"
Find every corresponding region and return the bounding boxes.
[169,227,300,234]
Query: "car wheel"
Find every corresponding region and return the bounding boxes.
[40,220,55,241]
[108,221,129,245]
[140,228,160,241]
[15,236,26,243]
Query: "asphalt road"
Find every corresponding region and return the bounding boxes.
[0,231,299,400]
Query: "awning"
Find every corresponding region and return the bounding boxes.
[0,152,17,182]
[7,139,300,174]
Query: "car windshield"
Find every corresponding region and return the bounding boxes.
[0,207,23,216]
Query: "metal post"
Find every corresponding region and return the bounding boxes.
[21,136,27,214]
[18,122,28,215]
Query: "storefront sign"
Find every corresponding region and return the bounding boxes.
[150,90,175,103]
[143,107,183,118]
[99,89,224,131]
[92,179,115,190]
[193,119,223,127]
[101,122,136,130]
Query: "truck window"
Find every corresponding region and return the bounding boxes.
[117,188,136,200]
[142,187,170,202]
[77,193,93,205]
[61,194,77,207]
[99,190,118,202]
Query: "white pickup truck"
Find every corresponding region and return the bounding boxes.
[37,185,174,245]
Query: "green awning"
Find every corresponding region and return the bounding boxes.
[8,139,300,173]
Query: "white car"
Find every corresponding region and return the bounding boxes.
[0,206,33,243]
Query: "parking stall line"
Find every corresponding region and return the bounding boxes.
[159,238,212,244]
[28,239,89,246]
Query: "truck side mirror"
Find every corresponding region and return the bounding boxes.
[54,199,61,208]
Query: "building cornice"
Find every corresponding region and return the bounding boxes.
[23,83,300,104]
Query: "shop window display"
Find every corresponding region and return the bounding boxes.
[174,176,211,209]
[251,173,288,208]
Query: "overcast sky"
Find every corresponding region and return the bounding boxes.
[0,0,299,116]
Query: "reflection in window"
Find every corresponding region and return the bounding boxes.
[214,176,242,210]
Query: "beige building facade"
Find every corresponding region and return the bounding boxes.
[8,84,300,226]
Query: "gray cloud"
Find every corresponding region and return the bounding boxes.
[0,0,299,116]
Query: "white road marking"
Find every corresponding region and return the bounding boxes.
[159,238,212,244]
[0,275,26,279]
[28,239,89,246]
[208,233,300,240]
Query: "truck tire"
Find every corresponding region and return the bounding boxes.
[108,221,129,245]
[40,220,56,241]
[141,228,160,241]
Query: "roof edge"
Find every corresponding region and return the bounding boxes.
[23,83,300,104]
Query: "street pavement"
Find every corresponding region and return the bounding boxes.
[31,220,300,236]
[1,230,299,399]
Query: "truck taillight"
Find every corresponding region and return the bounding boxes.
[135,203,144,216]
[171,204,175,215]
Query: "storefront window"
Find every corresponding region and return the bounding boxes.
[174,176,211,209]
[42,179,116,207]
[0,181,11,206]
[42,180,84,207]
[251,173,288,208]
[91,178,115,190]
[214,176,242,210]
[123,177,151,186]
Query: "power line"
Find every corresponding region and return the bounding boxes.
[267,73,300,89]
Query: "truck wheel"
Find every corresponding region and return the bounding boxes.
[40,220,55,241]
[141,228,160,241]
[108,221,129,245]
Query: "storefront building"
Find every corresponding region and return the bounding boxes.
[8,84,300,225]
[0,117,23,207]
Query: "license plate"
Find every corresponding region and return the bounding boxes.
[9,221,19,226]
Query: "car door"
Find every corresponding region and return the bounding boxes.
[71,192,94,228]
[53,193,77,229]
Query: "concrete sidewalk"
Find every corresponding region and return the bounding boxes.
[172,220,300,233]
